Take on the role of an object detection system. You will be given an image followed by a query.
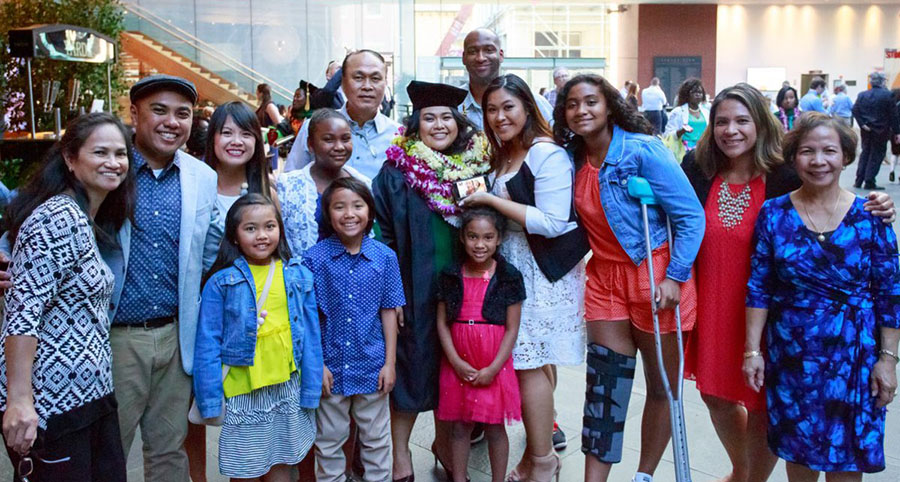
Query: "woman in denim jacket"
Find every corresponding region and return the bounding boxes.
[553,74,705,482]
[193,194,322,480]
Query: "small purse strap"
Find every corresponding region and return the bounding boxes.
[223,258,277,379]
[256,258,277,318]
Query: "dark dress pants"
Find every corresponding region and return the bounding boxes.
[856,129,889,186]
[644,110,664,135]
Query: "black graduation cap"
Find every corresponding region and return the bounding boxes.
[298,80,319,96]
[407,81,467,111]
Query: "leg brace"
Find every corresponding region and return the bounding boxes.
[581,343,636,463]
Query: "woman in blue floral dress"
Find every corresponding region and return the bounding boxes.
[743,113,900,480]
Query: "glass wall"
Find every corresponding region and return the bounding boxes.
[125,0,415,109]
[122,0,610,115]
[414,1,611,93]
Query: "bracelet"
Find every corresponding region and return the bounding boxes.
[743,350,763,359]
[879,349,900,362]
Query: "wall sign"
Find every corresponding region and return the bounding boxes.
[654,56,702,106]
[9,24,115,63]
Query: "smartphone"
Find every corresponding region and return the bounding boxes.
[451,175,490,202]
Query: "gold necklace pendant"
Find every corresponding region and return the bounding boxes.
[801,191,841,243]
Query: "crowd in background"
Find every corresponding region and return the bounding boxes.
[0,25,899,482]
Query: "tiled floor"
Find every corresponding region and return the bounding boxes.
[2,164,899,481]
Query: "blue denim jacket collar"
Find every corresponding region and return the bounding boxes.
[192,256,322,418]
[602,124,627,166]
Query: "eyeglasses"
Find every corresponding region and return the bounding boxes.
[15,451,70,481]
[17,455,33,482]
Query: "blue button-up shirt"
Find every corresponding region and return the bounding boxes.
[829,92,854,118]
[114,149,181,324]
[800,90,826,113]
[302,236,405,396]
[283,104,400,180]
[459,82,555,131]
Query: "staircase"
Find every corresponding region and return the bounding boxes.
[119,2,292,111]
[120,31,257,109]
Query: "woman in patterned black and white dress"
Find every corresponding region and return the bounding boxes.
[0,113,135,482]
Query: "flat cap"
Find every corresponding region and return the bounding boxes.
[407,81,468,112]
[130,74,198,104]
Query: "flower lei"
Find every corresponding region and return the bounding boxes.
[385,129,492,225]
[777,107,799,131]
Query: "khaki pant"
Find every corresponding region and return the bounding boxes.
[315,391,391,482]
[111,322,191,482]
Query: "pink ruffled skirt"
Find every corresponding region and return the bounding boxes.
[436,323,521,424]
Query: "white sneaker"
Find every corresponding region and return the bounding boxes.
[632,473,653,482]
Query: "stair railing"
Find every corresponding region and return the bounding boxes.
[122,2,293,105]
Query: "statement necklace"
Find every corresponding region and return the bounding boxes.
[385,129,491,225]
[801,192,841,242]
[716,178,752,229]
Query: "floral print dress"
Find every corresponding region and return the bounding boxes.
[746,194,900,473]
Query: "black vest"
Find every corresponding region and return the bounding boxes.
[504,162,590,282]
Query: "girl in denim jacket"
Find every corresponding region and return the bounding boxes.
[553,74,705,482]
[193,193,322,480]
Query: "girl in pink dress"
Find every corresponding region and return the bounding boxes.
[436,207,526,482]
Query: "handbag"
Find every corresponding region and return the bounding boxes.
[188,259,277,426]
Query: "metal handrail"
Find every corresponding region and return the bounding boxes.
[122,2,293,103]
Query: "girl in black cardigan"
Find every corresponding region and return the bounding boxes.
[435,207,526,482]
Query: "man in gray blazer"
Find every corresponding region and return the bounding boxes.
[105,75,220,481]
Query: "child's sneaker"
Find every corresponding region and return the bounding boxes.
[552,421,567,450]
[632,472,653,482]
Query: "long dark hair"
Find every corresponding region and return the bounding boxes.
[256,83,273,124]
[204,193,291,285]
[552,74,653,168]
[404,107,477,156]
[205,101,271,196]
[676,78,705,107]
[5,112,136,248]
[482,74,554,171]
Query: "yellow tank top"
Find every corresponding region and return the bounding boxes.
[222,260,297,398]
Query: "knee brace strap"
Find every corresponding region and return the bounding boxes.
[581,343,636,464]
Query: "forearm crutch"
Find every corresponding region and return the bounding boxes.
[627,176,692,482]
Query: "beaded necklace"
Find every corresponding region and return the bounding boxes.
[716,178,752,229]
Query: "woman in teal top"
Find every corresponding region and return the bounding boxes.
[682,112,707,148]
[775,85,801,132]
[664,78,710,159]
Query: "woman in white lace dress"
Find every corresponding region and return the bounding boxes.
[461,74,587,482]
